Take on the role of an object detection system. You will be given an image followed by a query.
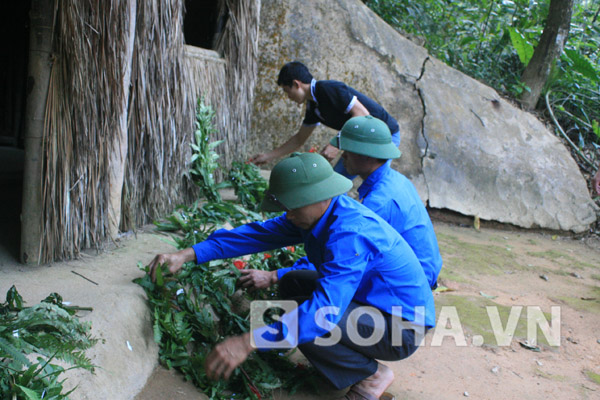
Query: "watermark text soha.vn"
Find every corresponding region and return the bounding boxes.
[250,301,561,349]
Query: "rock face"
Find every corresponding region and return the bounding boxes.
[249,0,598,232]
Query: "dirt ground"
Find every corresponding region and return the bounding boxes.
[2,212,600,399]
[134,216,600,400]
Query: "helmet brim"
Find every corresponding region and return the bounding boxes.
[330,136,401,159]
[261,172,352,212]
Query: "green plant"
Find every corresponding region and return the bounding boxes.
[226,161,269,212]
[189,99,227,203]
[0,286,97,400]
[134,240,313,399]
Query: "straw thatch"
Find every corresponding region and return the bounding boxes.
[213,0,260,164]
[39,0,260,262]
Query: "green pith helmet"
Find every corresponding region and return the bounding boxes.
[261,152,353,212]
[330,115,401,159]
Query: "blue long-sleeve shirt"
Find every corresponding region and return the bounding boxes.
[358,163,443,288]
[192,195,435,346]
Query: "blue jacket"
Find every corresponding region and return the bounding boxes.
[192,195,435,346]
[358,163,442,288]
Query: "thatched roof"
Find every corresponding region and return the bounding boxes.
[39,0,259,262]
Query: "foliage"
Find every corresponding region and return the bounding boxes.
[226,161,269,213]
[0,286,97,400]
[189,99,227,203]
[136,102,319,399]
[365,0,600,160]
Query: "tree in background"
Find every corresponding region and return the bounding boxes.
[520,0,574,110]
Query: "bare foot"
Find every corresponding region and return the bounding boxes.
[353,362,394,398]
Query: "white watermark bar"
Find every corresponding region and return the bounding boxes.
[250,301,561,349]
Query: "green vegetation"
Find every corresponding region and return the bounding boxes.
[135,101,318,399]
[526,249,598,270]
[0,287,97,400]
[366,0,600,171]
[585,369,600,385]
[556,285,600,313]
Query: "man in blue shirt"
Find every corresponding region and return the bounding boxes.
[334,116,442,289]
[267,116,442,291]
[147,153,434,400]
[250,61,400,178]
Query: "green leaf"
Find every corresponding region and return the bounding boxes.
[563,49,599,82]
[155,265,164,287]
[16,385,42,400]
[508,27,534,66]
[6,285,24,310]
[459,36,477,46]
[592,120,600,140]
[0,336,32,367]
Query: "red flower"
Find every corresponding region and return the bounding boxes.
[286,246,295,252]
[309,146,317,153]
[263,253,272,260]
[234,260,247,270]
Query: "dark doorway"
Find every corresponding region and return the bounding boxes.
[0,1,30,264]
[183,0,227,49]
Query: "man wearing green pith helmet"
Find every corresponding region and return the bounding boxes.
[147,152,434,400]
[278,115,442,290]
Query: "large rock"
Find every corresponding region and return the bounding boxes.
[249,0,598,232]
[417,58,597,232]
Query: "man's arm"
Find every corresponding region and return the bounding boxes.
[250,124,316,165]
[205,332,254,380]
[147,247,196,282]
[349,99,370,117]
[238,269,278,290]
[148,216,300,282]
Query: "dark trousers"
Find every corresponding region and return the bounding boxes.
[279,270,422,389]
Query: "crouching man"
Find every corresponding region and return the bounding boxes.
[147,152,435,400]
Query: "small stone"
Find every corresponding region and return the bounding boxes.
[491,366,500,374]
[539,274,549,281]
[536,360,543,366]
[464,392,469,397]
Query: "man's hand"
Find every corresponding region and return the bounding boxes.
[204,333,254,380]
[249,153,271,166]
[320,143,339,162]
[147,248,195,282]
[593,170,600,196]
[238,269,278,291]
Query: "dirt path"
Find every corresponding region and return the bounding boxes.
[388,221,600,400]
[135,220,600,400]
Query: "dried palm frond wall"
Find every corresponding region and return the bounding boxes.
[40,0,260,262]
[213,0,260,163]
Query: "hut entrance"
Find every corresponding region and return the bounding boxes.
[0,1,30,263]
[183,0,227,49]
